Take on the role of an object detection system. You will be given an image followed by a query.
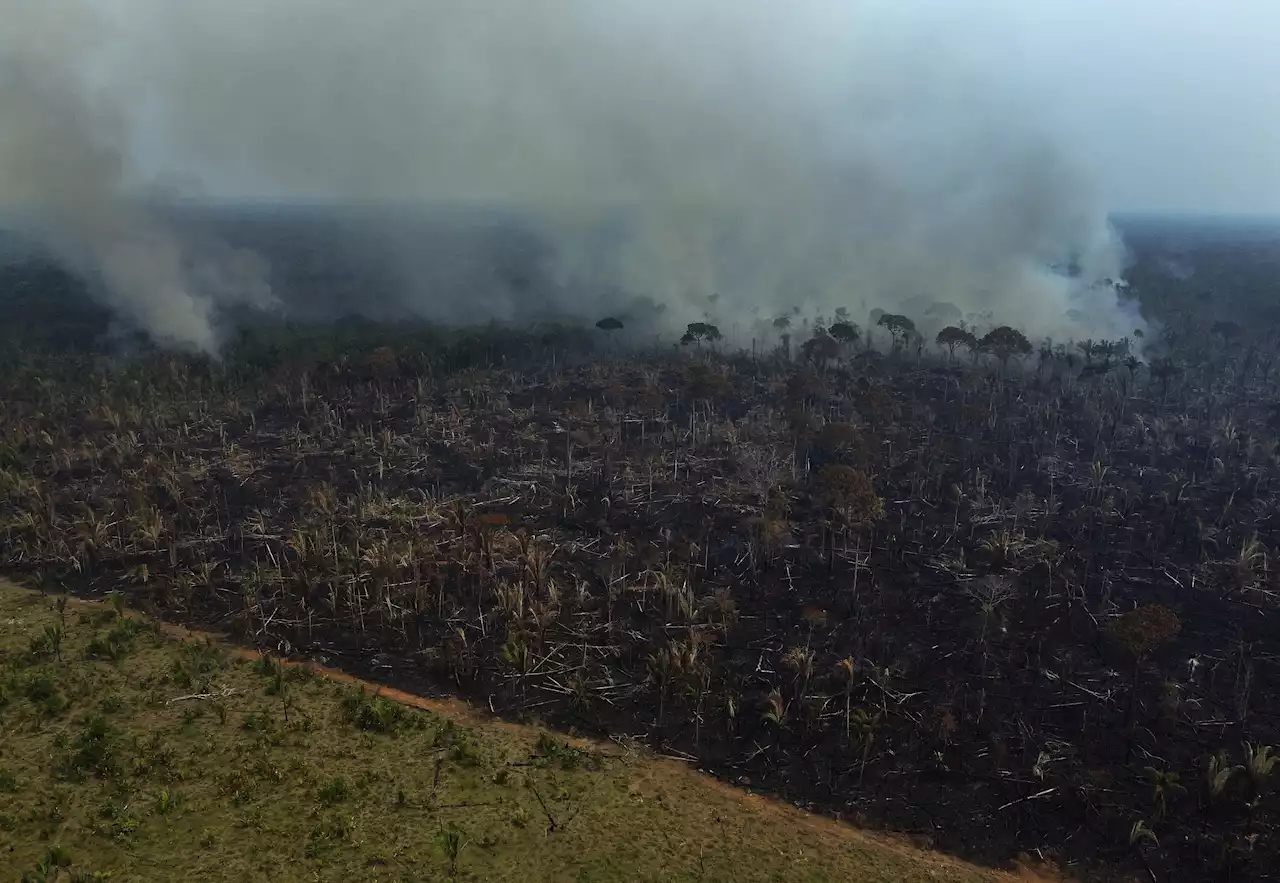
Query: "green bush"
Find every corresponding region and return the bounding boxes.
[23,672,67,718]
[62,716,117,780]
[341,688,413,734]
[85,619,141,662]
[318,776,350,805]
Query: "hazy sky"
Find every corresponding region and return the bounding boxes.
[0,0,1272,351]
[993,0,1280,215]
[854,0,1280,215]
[50,0,1268,216]
[91,0,1279,216]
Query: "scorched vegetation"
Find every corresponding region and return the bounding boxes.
[3,237,1280,881]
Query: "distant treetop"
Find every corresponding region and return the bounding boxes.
[681,322,722,346]
[829,321,860,344]
[978,326,1032,366]
[876,314,915,349]
[935,325,977,359]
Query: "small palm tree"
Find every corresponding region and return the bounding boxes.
[1236,535,1268,589]
[501,633,534,709]
[760,688,788,731]
[782,646,815,697]
[834,657,857,740]
[1129,818,1159,849]
[646,646,676,728]
[41,624,63,662]
[1088,460,1110,502]
[1242,742,1279,799]
[1143,766,1187,820]
[850,708,880,787]
[1204,751,1241,819]
[436,823,469,877]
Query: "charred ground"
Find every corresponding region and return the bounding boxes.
[2,214,1279,881]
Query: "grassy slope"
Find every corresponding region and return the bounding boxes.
[0,581,1037,883]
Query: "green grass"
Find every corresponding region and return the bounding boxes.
[0,581,1006,882]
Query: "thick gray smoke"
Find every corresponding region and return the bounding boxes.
[0,0,274,353]
[5,0,1141,349]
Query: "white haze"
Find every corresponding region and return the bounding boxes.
[0,2,275,352]
[0,0,1181,352]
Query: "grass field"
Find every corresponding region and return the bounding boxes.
[0,580,1046,882]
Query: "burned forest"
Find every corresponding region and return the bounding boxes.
[2,218,1280,881]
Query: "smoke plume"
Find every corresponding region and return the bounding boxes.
[4,0,1140,349]
[0,0,273,353]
